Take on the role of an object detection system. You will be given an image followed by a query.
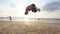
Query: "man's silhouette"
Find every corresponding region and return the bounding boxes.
[9,16,12,20]
[25,4,40,15]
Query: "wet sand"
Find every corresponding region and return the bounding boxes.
[0,21,60,34]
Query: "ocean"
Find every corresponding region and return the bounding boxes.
[0,17,60,23]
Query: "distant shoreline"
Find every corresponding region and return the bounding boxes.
[0,17,60,22]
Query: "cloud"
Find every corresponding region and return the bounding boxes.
[10,4,16,8]
[0,10,3,13]
[43,1,60,12]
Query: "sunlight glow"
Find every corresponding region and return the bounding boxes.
[23,18,30,22]
[23,18,33,26]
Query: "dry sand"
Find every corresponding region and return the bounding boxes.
[0,21,60,34]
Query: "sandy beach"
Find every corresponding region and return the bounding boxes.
[0,21,60,34]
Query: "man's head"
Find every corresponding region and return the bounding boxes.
[25,12,28,15]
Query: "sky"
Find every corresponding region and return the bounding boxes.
[0,0,60,18]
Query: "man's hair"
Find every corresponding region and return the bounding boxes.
[32,4,35,7]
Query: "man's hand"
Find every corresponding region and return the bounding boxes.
[38,9,40,12]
